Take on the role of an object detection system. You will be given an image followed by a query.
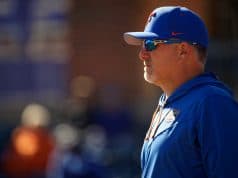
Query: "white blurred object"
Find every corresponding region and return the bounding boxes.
[21,103,50,127]
[47,123,80,178]
[83,125,107,162]
[53,123,80,150]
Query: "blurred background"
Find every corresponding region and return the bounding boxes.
[0,0,237,178]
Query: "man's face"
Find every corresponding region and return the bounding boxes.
[139,42,179,86]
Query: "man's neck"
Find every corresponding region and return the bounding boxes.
[161,69,204,97]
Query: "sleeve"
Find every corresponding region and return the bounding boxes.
[198,94,238,178]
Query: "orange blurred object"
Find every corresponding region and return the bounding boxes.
[2,127,55,178]
[13,128,39,156]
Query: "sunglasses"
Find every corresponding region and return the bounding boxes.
[143,39,197,51]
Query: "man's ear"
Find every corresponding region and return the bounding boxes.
[177,42,190,58]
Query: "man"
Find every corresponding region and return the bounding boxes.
[123,6,238,178]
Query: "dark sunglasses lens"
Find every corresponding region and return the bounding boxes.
[144,40,157,51]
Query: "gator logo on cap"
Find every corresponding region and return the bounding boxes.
[147,12,157,24]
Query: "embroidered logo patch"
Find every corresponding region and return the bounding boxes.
[145,108,180,140]
[165,109,180,123]
[147,12,157,24]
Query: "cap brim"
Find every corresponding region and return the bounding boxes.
[123,32,159,45]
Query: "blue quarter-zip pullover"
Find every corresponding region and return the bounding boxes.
[141,72,238,178]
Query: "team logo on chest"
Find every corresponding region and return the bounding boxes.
[165,109,179,123]
[145,108,180,140]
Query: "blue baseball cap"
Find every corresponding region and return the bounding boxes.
[124,6,209,48]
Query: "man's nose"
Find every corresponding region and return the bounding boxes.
[139,48,150,61]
